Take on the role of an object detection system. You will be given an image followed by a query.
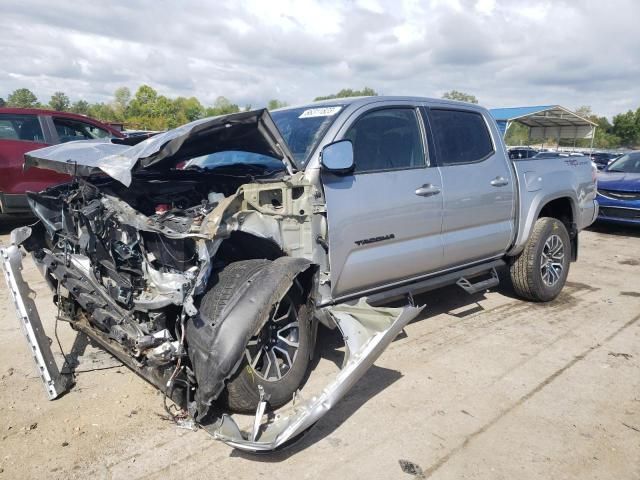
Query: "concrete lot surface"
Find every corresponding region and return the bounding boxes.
[0,223,639,479]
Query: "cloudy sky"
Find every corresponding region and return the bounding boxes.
[1,0,638,118]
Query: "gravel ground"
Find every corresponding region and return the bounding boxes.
[0,220,638,480]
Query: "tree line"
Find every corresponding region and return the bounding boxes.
[2,86,637,148]
[0,86,378,131]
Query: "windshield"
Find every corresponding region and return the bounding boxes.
[271,105,343,167]
[183,150,285,174]
[606,152,640,173]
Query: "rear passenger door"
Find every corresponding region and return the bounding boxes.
[425,107,515,267]
[323,103,445,298]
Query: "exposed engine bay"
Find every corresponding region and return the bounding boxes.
[23,165,317,416]
[32,172,243,349]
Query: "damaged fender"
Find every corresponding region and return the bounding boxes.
[186,257,313,420]
[211,299,423,452]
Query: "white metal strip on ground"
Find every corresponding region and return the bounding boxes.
[1,244,67,399]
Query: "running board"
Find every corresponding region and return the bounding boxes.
[456,267,499,295]
[366,260,504,306]
[1,229,69,399]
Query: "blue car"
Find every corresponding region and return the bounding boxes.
[596,151,640,225]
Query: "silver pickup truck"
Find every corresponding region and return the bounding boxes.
[1,96,598,452]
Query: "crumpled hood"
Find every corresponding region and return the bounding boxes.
[597,171,640,192]
[24,109,297,187]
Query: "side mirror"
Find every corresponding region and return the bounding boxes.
[321,140,354,174]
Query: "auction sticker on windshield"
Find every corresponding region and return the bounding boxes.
[299,106,342,118]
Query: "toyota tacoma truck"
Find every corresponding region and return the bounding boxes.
[1,96,598,452]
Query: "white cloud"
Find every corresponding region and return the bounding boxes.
[0,0,638,117]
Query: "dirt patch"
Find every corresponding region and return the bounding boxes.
[1,229,640,479]
[621,291,640,298]
[565,281,600,292]
[619,259,640,266]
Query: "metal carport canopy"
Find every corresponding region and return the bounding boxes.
[489,105,597,141]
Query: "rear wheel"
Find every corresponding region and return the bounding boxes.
[509,217,571,302]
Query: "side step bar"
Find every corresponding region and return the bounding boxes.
[456,267,500,295]
[367,260,504,306]
[1,236,69,399]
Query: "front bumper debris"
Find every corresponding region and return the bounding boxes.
[2,226,424,453]
[1,227,69,399]
[209,299,423,452]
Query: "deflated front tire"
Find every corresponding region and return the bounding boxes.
[192,259,312,414]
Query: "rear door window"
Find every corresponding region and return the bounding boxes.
[0,114,45,142]
[429,109,494,165]
[53,117,112,143]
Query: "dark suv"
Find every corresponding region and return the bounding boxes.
[590,152,620,170]
[508,147,539,159]
[0,108,123,216]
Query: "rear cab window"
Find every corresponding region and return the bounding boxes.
[53,117,112,143]
[0,114,45,142]
[428,109,494,165]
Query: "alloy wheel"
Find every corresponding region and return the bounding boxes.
[244,295,300,381]
[540,234,565,287]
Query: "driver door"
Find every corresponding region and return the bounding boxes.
[322,103,445,298]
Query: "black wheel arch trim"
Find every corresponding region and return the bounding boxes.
[186,257,314,420]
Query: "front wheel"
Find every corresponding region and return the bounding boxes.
[509,217,571,302]
[225,286,312,413]
[197,259,313,413]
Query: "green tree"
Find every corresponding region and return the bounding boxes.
[314,87,377,101]
[128,85,159,118]
[88,103,118,123]
[0,97,5,107]
[205,96,240,116]
[174,96,204,122]
[504,122,531,146]
[70,100,90,115]
[49,91,70,111]
[7,88,39,108]
[267,99,288,110]
[113,86,131,120]
[154,95,180,128]
[591,116,621,149]
[612,109,640,147]
[442,90,478,104]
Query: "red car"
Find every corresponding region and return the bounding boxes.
[0,108,124,217]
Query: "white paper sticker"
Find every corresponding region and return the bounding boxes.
[298,106,342,118]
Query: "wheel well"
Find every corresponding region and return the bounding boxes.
[216,231,316,298]
[538,197,578,261]
[217,231,285,263]
[538,197,573,226]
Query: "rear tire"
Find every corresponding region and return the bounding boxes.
[198,259,312,413]
[509,217,571,302]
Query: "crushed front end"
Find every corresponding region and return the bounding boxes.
[1,109,423,452]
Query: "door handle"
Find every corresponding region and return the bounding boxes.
[415,184,441,197]
[490,176,509,187]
